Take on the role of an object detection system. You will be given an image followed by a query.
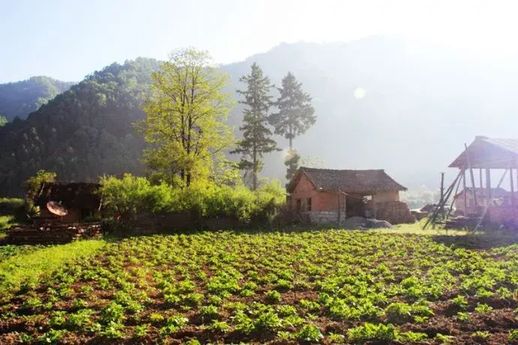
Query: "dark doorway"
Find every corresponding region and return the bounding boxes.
[346,196,366,217]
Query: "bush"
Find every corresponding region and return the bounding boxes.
[100,174,285,224]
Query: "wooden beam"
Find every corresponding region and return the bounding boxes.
[511,168,515,206]
[439,172,445,206]
[465,143,477,207]
[463,170,467,213]
[486,169,491,204]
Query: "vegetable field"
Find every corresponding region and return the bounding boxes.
[0,230,517,344]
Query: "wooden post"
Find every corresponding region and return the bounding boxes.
[465,144,477,207]
[337,192,341,225]
[439,172,445,211]
[486,169,491,205]
[463,169,467,213]
[511,168,515,206]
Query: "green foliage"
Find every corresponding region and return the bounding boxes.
[347,323,398,343]
[297,323,323,342]
[232,63,278,190]
[0,58,160,196]
[24,170,56,212]
[0,76,73,121]
[160,315,188,335]
[385,302,412,323]
[0,230,516,343]
[269,72,316,149]
[100,174,285,222]
[0,239,105,292]
[0,215,14,232]
[0,197,24,215]
[0,115,6,127]
[38,329,68,344]
[472,330,491,341]
[269,72,315,180]
[141,48,233,186]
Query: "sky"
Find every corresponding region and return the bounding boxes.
[2,0,518,82]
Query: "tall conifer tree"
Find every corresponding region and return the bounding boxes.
[269,72,315,180]
[232,63,278,190]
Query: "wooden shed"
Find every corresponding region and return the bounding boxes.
[33,182,102,223]
[447,136,518,227]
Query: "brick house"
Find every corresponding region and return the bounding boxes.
[287,167,414,224]
[454,187,509,216]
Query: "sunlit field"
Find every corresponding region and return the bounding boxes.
[0,228,516,344]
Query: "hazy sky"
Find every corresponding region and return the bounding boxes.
[2,0,518,82]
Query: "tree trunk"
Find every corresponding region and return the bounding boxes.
[252,147,257,190]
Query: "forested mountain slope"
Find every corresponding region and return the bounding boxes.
[0,76,74,121]
[0,58,159,195]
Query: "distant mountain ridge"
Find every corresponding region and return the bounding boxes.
[0,76,75,121]
[0,58,159,195]
[2,37,518,196]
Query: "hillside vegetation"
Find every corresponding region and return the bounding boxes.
[0,76,73,121]
[0,58,160,195]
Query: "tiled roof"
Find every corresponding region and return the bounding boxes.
[288,167,407,194]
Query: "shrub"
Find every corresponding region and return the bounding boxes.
[100,174,285,223]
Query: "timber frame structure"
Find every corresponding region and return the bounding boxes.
[425,136,518,229]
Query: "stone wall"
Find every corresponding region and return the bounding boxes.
[373,201,415,224]
[306,211,339,225]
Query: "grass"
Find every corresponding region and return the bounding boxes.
[0,228,515,344]
[0,214,15,229]
[0,239,106,293]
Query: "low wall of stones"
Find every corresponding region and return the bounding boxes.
[373,201,415,224]
[306,211,339,225]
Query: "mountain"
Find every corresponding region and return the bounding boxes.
[0,58,160,195]
[0,76,75,121]
[2,37,518,196]
[224,37,518,190]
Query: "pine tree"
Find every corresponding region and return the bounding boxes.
[232,63,278,190]
[269,72,315,180]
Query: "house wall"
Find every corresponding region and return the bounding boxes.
[289,174,342,212]
[454,191,511,216]
[372,191,400,203]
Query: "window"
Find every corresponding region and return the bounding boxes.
[307,198,312,211]
[296,199,302,211]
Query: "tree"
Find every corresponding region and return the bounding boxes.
[284,149,300,180]
[232,63,278,190]
[141,49,233,187]
[24,170,57,213]
[0,115,6,127]
[269,72,315,180]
